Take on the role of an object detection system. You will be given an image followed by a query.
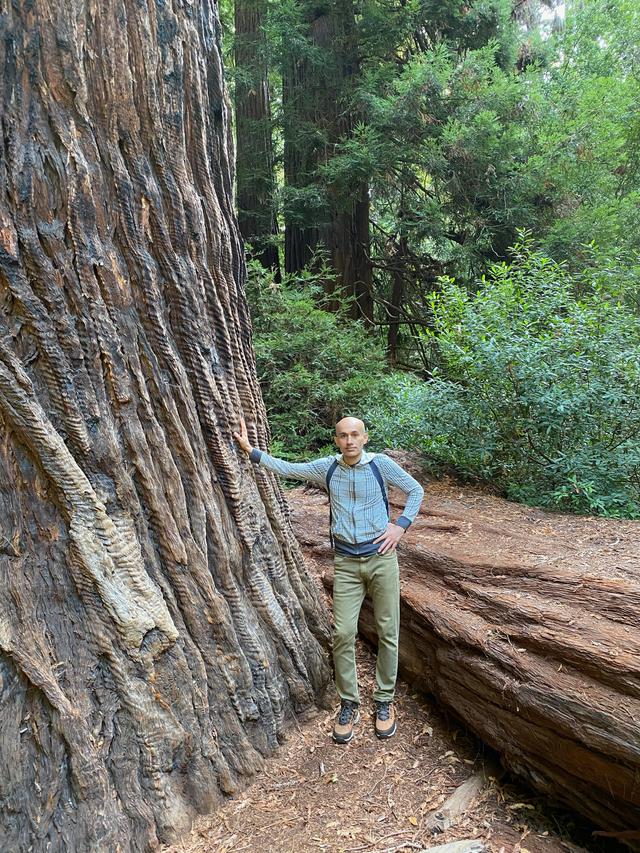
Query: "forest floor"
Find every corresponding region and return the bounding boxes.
[163,639,607,853]
[164,466,635,853]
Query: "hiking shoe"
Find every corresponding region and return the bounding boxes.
[374,701,397,739]
[332,700,360,744]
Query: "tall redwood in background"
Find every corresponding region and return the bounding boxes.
[234,0,280,274]
[0,1,330,850]
[283,0,372,321]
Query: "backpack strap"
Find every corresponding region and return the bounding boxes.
[368,458,389,520]
[325,459,339,491]
[325,459,339,549]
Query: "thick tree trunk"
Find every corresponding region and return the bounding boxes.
[282,0,372,321]
[322,184,373,324]
[234,0,280,276]
[0,1,331,850]
[291,477,640,844]
[282,17,319,276]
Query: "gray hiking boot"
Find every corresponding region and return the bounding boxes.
[374,701,397,739]
[332,700,360,744]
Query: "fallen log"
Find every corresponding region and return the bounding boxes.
[290,472,640,843]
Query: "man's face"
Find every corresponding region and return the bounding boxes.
[334,417,369,463]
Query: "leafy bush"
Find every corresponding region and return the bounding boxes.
[246,243,640,518]
[246,260,395,458]
[366,240,640,517]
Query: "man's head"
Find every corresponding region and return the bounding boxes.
[334,417,369,464]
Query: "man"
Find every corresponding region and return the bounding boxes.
[234,416,424,744]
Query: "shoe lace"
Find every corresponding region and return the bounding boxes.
[376,702,391,721]
[338,702,356,725]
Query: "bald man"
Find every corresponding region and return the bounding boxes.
[234,417,424,743]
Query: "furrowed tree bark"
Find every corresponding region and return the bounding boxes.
[290,476,640,845]
[234,0,281,275]
[0,1,331,850]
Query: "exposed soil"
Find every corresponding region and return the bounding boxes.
[164,469,637,853]
[163,640,602,853]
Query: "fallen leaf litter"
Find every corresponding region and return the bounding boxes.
[162,639,603,853]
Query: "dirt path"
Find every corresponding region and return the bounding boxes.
[163,637,602,853]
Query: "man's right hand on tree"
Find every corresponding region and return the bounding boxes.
[233,417,253,454]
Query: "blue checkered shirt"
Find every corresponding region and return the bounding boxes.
[249,449,424,555]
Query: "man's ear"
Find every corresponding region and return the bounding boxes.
[363,432,369,445]
[334,434,340,448]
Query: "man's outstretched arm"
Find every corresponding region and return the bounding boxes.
[234,418,330,485]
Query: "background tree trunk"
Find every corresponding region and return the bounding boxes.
[234,0,281,275]
[387,235,407,364]
[282,8,319,276]
[0,1,331,850]
[282,0,372,321]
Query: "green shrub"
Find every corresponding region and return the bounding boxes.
[246,260,394,458]
[366,240,640,517]
[246,244,640,518]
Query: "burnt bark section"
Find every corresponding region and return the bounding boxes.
[0,1,331,851]
[234,0,280,275]
[283,0,372,321]
[291,485,640,845]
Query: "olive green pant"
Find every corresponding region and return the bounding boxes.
[332,551,400,704]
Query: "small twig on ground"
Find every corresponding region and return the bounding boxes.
[366,766,388,799]
[381,830,420,842]
[380,841,424,853]
[255,815,305,832]
[286,706,305,735]
[267,778,302,790]
[387,784,399,821]
[345,832,421,853]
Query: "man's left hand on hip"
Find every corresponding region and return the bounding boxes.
[373,523,405,554]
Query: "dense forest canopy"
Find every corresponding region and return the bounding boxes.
[225,0,640,518]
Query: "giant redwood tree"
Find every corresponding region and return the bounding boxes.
[0,0,331,850]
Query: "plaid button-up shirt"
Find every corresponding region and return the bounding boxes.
[250,449,424,554]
